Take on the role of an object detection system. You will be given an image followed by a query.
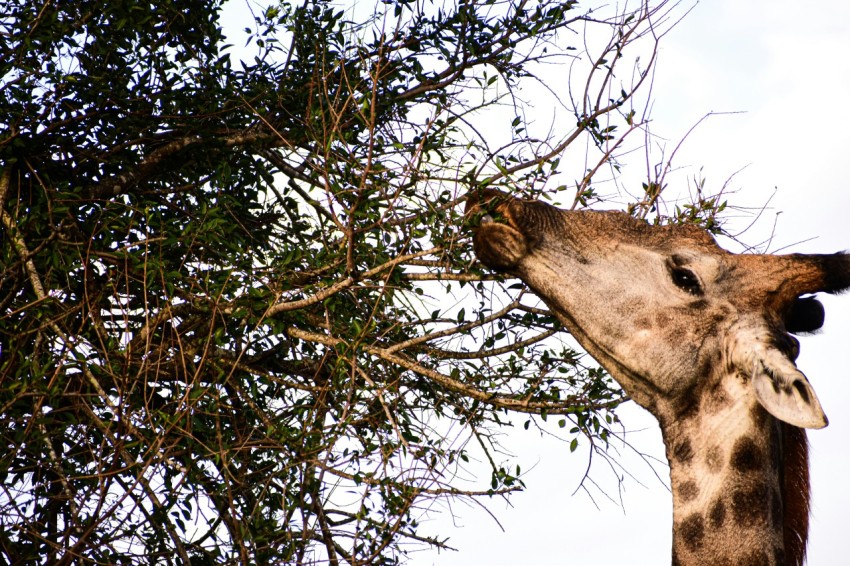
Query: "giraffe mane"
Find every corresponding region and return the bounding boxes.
[781,423,810,566]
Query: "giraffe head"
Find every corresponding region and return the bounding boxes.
[466,189,850,430]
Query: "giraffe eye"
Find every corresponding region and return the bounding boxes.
[670,266,703,296]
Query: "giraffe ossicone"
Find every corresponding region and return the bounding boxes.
[466,189,850,566]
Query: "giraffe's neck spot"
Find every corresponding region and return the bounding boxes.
[730,436,764,473]
[679,480,699,502]
[679,513,705,552]
[708,498,726,528]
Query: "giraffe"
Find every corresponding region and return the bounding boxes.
[465,189,850,566]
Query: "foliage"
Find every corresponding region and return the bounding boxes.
[0,0,693,563]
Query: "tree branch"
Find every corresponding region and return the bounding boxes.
[286,327,624,414]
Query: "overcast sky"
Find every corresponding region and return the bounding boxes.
[409,1,850,565]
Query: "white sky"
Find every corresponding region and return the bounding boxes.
[408,1,850,565]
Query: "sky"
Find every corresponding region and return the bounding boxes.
[408,1,850,565]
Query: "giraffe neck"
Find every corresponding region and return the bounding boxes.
[660,383,802,566]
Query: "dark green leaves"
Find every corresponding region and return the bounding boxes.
[0,0,667,563]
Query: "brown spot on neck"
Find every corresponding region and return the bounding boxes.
[672,439,694,465]
[709,499,726,528]
[679,513,705,552]
[679,480,699,503]
[730,480,773,527]
[731,436,763,474]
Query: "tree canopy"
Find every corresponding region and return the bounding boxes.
[0,0,712,563]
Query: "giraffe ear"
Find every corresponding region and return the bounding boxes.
[752,360,828,429]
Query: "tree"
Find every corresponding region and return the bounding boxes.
[0,0,705,563]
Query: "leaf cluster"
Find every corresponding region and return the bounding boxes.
[0,0,676,563]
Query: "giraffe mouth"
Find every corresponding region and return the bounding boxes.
[465,190,518,228]
[465,191,529,271]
